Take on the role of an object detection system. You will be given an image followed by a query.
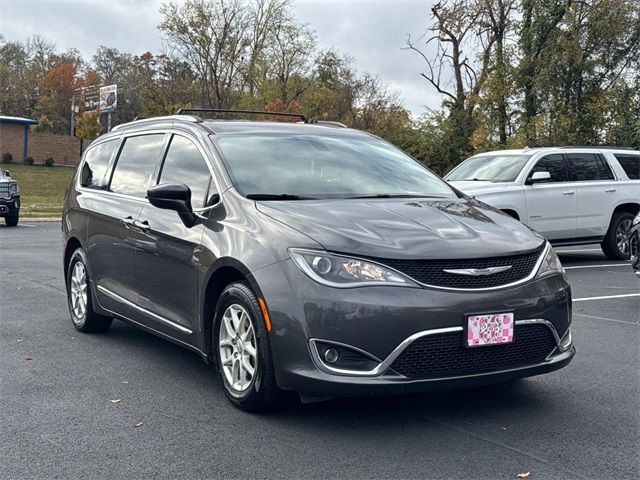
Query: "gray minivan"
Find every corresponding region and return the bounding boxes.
[62,110,574,411]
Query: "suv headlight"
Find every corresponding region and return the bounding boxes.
[289,248,417,288]
[536,243,566,279]
[9,182,19,195]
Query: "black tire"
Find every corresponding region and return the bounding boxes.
[4,214,18,227]
[601,212,635,260]
[66,248,112,333]
[213,281,292,412]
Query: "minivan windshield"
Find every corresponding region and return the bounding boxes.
[214,134,457,199]
[446,154,532,182]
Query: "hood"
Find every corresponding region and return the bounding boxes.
[447,181,510,195]
[256,198,544,260]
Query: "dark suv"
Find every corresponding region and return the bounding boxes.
[0,167,20,226]
[62,110,574,411]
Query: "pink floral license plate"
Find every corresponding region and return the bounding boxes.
[467,313,514,347]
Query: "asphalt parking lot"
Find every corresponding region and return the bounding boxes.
[1,221,638,480]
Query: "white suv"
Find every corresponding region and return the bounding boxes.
[446,147,640,260]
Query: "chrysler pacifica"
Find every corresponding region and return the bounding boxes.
[62,110,574,411]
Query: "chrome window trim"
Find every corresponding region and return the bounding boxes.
[309,318,568,378]
[96,285,193,334]
[76,128,224,211]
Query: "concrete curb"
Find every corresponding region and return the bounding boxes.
[22,217,61,222]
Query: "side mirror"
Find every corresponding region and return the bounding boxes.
[527,171,551,184]
[147,183,195,227]
[4,170,10,177]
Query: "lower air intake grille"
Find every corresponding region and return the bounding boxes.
[389,323,557,379]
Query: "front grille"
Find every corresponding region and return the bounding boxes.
[369,248,543,289]
[0,183,10,199]
[389,323,557,379]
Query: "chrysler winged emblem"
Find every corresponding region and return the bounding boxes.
[443,265,513,276]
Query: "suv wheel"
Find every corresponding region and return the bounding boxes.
[214,281,292,412]
[601,212,635,260]
[66,248,113,332]
[4,213,18,227]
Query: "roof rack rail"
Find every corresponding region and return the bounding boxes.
[557,145,637,150]
[312,120,347,128]
[176,108,308,123]
[111,115,201,132]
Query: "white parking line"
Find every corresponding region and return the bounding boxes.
[573,293,640,302]
[564,264,629,270]
[574,313,637,325]
[556,248,602,253]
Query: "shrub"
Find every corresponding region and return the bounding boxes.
[23,156,35,166]
[2,153,13,164]
[44,157,55,167]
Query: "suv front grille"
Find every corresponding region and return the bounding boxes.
[368,248,543,289]
[0,183,11,199]
[389,323,557,379]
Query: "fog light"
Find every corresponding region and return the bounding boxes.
[324,348,339,364]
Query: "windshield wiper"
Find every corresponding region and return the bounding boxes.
[347,194,446,199]
[246,193,317,200]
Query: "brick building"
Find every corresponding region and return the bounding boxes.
[0,116,82,166]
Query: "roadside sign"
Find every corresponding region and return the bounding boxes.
[84,85,101,112]
[99,85,118,112]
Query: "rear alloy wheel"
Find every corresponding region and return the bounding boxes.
[601,212,634,260]
[214,281,292,412]
[66,248,113,333]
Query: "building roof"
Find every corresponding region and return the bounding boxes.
[0,115,39,126]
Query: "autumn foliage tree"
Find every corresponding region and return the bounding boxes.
[37,63,78,134]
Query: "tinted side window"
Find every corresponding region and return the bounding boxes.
[614,154,640,180]
[158,135,213,208]
[567,153,607,181]
[110,134,166,197]
[596,155,615,180]
[530,154,567,182]
[81,140,117,189]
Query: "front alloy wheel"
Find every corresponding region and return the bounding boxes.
[218,304,258,393]
[213,281,292,412]
[70,261,88,321]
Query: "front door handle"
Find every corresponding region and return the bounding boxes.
[122,215,135,228]
[133,219,150,232]
[605,188,616,193]
[562,191,575,196]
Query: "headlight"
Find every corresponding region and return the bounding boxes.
[289,248,417,288]
[9,183,19,195]
[536,243,566,279]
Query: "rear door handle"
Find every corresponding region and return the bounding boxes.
[133,219,150,232]
[605,188,616,193]
[562,191,575,196]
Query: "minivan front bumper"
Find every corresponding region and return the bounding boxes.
[252,258,574,396]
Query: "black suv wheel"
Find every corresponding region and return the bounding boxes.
[601,212,635,260]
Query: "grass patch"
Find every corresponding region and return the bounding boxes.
[4,164,76,218]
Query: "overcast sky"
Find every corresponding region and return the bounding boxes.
[0,0,442,115]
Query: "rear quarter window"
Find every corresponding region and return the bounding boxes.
[80,140,118,189]
[614,154,640,180]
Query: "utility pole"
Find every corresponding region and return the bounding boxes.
[70,95,75,136]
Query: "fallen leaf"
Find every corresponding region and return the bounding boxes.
[516,472,530,478]
[134,422,144,428]
[25,355,33,361]
[109,399,121,404]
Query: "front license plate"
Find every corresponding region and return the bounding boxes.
[467,313,514,347]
